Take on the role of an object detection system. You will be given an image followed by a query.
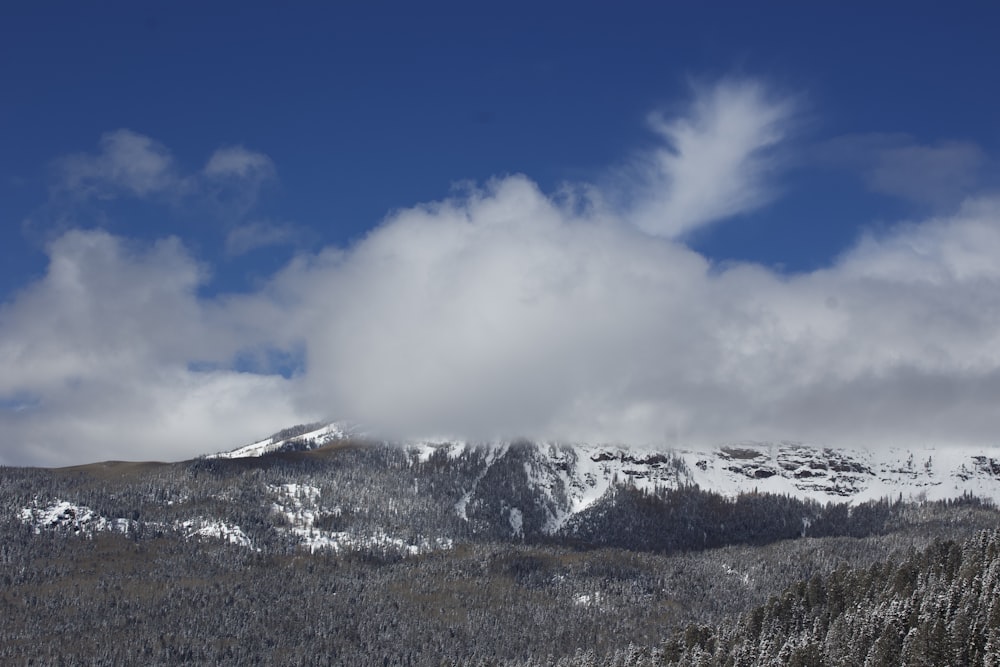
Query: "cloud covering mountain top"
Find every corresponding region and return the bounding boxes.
[3,80,1000,465]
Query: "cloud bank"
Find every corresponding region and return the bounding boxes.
[4,80,1000,465]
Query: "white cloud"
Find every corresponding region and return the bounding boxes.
[6,79,1000,466]
[0,231,205,395]
[56,129,179,199]
[0,231,310,465]
[270,179,1000,451]
[837,198,1000,285]
[626,79,796,238]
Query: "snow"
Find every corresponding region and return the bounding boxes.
[508,507,523,537]
[409,437,470,463]
[19,500,134,536]
[176,518,255,549]
[21,430,1000,561]
[670,443,1000,505]
[521,447,567,532]
[437,439,1000,536]
[19,484,454,558]
[524,440,1000,513]
[520,442,693,533]
[18,499,256,549]
[268,482,330,530]
[267,480,452,556]
[721,563,751,587]
[206,422,1000,511]
[207,422,353,459]
[454,441,509,521]
[573,592,603,608]
[289,528,453,556]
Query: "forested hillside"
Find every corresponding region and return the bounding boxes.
[590,529,1000,666]
[3,437,1000,664]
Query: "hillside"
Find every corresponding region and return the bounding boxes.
[4,425,1000,664]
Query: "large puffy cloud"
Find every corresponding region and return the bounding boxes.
[0,231,309,466]
[5,79,1000,466]
[276,176,715,442]
[273,181,1000,450]
[0,231,209,393]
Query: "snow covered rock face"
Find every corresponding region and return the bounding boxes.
[176,518,254,549]
[414,441,699,538]
[213,420,1000,514]
[453,442,576,537]
[19,500,257,549]
[674,444,1000,503]
[411,438,1000,538]
[681,445,877,498]
[22,425,1000,557]
[19,500,133,535]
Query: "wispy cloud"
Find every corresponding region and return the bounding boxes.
[626,79,797,238]
[818,133,987,208]
[55,129,180,199]
[202,146,277,217]
[49,131,276,218]
[225,220,302,256]
[203,146,275,180]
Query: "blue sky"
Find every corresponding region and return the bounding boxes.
[3,2,1000,464]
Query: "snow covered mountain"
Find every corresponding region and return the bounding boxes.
[16,421,1000,559]
[410,440,1000,537]
[205,421,358,459]
[12,425,1000,666]
[210,422,1000,537]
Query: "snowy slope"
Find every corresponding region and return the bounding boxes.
[21,426,1000,555]
[408,437,1000,534]
[19,499,257,549]
[203,422,1000,541]
[267,483,452,555]
[206,421,355,459]
[671,443,1000,504]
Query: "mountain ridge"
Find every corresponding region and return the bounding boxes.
[210,421,1000,510]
